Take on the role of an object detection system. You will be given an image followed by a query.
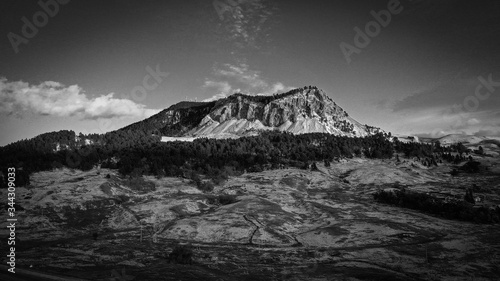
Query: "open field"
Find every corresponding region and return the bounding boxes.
[2,151,500,280]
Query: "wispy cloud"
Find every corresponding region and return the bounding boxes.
[392,80,474,113]
[215,0,276,52]
[394,104,500,138]
[203,63,294,101]
[0,77,160,120]
[473,128,500,137]
[268,82,292,94]
[392,75,500,114]
[388,74,500,136]
[214,63,266,88]
[202,80,233,102]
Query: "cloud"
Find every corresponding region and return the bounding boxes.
[392,76,500,114]
[389,75,500,137]
[202,80,233,102]
[0,77,160,120]
[204,63,294,101]
[392,83,467,113]
[267,82,294,94]
[473,129,500,137]
[396,105,500,138]
[213,63,268,88]
[215,0,276,52]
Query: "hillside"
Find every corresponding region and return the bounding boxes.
[2,154,499,280]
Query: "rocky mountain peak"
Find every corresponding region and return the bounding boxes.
[122,86,383,139]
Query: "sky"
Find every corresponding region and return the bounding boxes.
[1,0,499,146]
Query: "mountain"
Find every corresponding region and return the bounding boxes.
[122,86,383,139]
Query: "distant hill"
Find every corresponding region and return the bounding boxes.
[416,134,500,146]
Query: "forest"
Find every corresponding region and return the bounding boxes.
[0,128,474,188]
[374,188,500,224]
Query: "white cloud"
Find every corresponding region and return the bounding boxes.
[202,80,232,102]
[214,63,268,89]
[267,82,295,94]
[0,77,160,120]
[204,63,294,100]
[395,104,500,138]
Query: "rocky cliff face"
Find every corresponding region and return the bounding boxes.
[123,86,382,138]
[210,88,342,125]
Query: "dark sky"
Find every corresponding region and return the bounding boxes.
[1,0,499,145]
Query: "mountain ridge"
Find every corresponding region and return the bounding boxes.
[123,86,384,139]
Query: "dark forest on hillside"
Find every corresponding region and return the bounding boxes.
[0,129,474,188]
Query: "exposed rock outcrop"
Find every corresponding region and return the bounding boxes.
[123,86,383,138]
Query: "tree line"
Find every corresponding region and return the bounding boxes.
[0,128,475,188]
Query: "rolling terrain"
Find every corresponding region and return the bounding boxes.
[2,145,500,280]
